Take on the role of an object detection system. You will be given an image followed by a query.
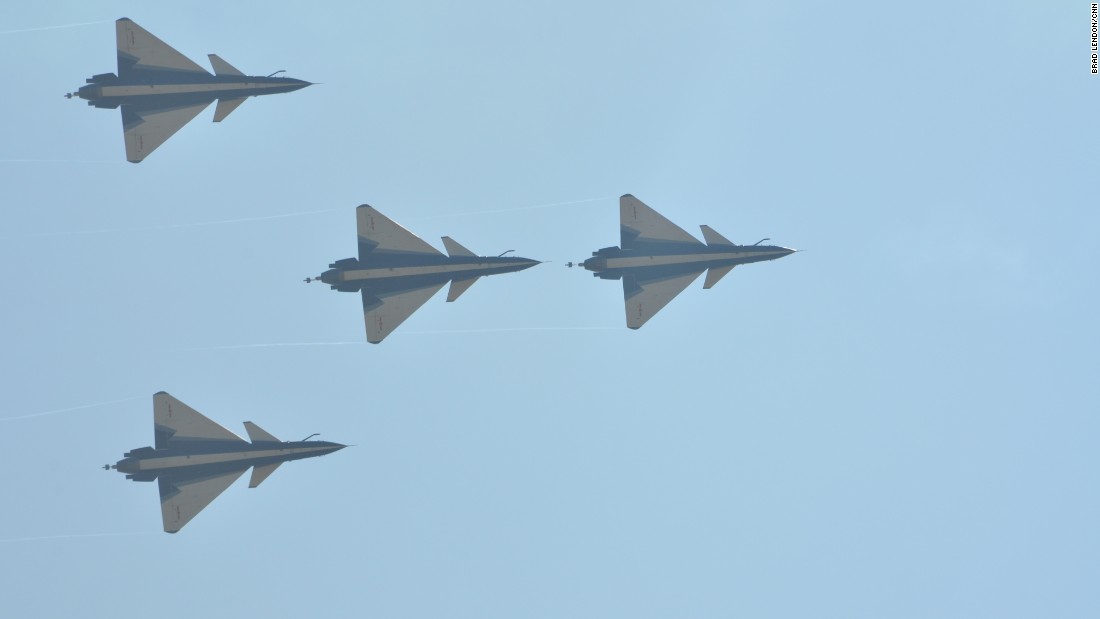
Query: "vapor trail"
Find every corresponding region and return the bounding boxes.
[181,342,361,351]
[0,159,115,164]
[0,532,159,544]
[163,207,346,229]
[181,328,615,350]
[403,326,618,335]
[10,197,609,239]
[0,396,142,422]
[418,196,614,220]
[0,19,112,35]
[11,208,345,238]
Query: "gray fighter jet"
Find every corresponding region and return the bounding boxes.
[106,392,344,533]
[573,194,795,329]
[307,205,540,344]
[68,18,311,162]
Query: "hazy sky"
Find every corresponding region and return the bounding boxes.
[2,2,1097,618]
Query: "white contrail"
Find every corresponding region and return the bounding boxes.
[0,159,115,164]
[3,225,131,238]
[11,208,346,238]
[403,326,618,335]
[0,396,142,422]
[0,532,158,544]
[9,197,609,239]
[163,208,346,229]
[417,196,614,220]
[0,19,112,35]
[180,342,361,351]
[181,328,615,350]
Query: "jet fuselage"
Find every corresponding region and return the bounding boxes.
[582,244,795,279]
[114,440,344,482]
[75,72,310,109]
[319,255,540,293]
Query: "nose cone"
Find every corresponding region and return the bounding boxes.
[493,256,540,274]
[322,441,346,454]
[281,78,311,93]
[321,444,347,457]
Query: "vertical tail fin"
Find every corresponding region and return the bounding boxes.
[441,236,477,258]
[243,421,281,444]
[208,54,245,76]
[700,225,736,247]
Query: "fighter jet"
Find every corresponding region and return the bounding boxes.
[67,18,311,162]
[106,392,344,533]
[307,205,540,344]
[573,194,795,329]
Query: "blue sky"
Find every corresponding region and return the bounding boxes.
[1,2,1097,617]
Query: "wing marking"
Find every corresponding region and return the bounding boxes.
[121,101,212,163]
[153,392,246,449]
[362,282,447,344]
[116,18,209,78]
[620,194,703,249]
[623,269,704,329]
[159,468,247,533]
[356,205,443,261]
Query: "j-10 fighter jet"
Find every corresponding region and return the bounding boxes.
[307,205,540,344]
[68,18,311,162]
[573,194,795,329]
[106,392,344,533]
